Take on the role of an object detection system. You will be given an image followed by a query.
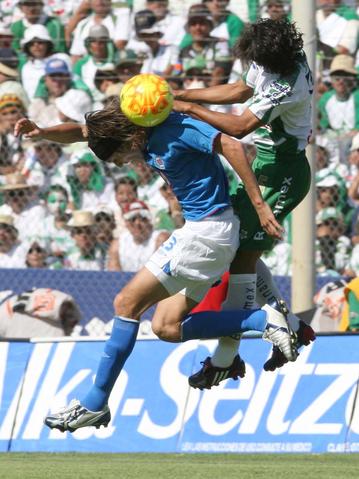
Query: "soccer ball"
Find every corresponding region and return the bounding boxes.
[120,73,173,127]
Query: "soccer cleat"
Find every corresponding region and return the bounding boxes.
[44,399,111,433]
[188,354,246,390]
[262,299,298,362]
[263,320,316,371]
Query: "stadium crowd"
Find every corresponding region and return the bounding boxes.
[0,0,358,279]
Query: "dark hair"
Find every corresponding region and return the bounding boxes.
[115,176,138,191]
[85,97,144,162]
[45,184,68,200]
[234,19,303,76]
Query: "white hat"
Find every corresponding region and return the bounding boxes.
[55,89,92,122]
[67,210,95,228]
[350,132,359,152]
[316,174,339,188]
[0,214,17,231]
[21,24,52,47]
[123,200,152,221]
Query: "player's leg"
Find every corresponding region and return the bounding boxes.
[44,267,171,432]
[256,258,316,371]
[189,152,311,388]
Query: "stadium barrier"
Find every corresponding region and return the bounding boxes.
[0,268,340,333]
[0,335,358,454]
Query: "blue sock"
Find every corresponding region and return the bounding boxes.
[82,316,139,411]
[181,309,267,341]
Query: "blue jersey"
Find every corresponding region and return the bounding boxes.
[144,112,230,221]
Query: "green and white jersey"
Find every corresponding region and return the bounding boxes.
[246,55,313,155]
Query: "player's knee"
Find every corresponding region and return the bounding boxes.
[113,290,139,319]
[152,317,180,341]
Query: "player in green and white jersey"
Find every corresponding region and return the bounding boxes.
[173,19,316,388]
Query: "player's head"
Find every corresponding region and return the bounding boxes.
[234,19,303,76]
[85,97,147,166]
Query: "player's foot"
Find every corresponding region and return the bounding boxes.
[263,320,316,371]
[262,299,298,362]
[44,399,111,432]
[188,354,246,390]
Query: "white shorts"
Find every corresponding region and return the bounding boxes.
[146,208,240,302]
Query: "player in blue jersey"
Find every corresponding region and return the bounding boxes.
[15,98,297,432]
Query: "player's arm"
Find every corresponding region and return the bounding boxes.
[214,133,283,240]
[14,118,88,143]
[174,79,253,105]
[174,101,262,139]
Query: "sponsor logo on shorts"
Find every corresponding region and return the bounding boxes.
[273,176,293,216]
[254,232,265,240]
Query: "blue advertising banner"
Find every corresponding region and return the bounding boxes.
[0,335,358,453]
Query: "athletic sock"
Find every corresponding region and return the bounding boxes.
[212,274,257,367]
[82,316,139,411]
[256,259,300,332]
[181,307,266,342]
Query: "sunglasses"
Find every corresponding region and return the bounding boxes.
[73,227,93,235]
[28,246,44,254]
[6,190,28,198]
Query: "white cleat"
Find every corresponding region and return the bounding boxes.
[44,399,111,433]
[262,299,298,362]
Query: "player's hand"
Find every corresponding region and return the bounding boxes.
[14,118,43,139]
[173,100,192,114]
[256,202,284,240]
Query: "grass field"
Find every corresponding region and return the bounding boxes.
[1,453,359,479]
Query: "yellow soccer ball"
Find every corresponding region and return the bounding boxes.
[120,73,173,127]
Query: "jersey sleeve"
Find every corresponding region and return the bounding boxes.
[248,78,299,124]
[177,117,221,154]
[244,62,259,88]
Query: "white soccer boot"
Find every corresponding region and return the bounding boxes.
[262,299,298,362]
[44,399,111,432]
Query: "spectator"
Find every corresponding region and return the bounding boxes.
[0,213,27,267]
[11,0,66,54]
[155,181,184,231]
[0,172,46,243]
[316,0,359,72]
[180,0,244,51]
[23,139,69,196]
[114,49,142,84]
[66,149,115,210]
[70,0,131,63]
[264,0,290,21]
[25,239,49,268]
[94,67,121,98]
[315,206,351,276]
[0,47,19,83]
[127,9,180,76]
[93,205,116,262]
[0,22,13,48]
[19,24,55,99]
[0,287,81,337]
[0,84,28,175]
[35,184,73,267]
[107,200,170,272]
[132,0,186,48]
[347,132,359,204]
[66,210,105,271]
[318,54,359,138]
[179,4,232,86]
[55,88,93,123]
[73,24,118,102]
[29,57,91,126]
[109,175,138,235]
[316,170,355,233]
